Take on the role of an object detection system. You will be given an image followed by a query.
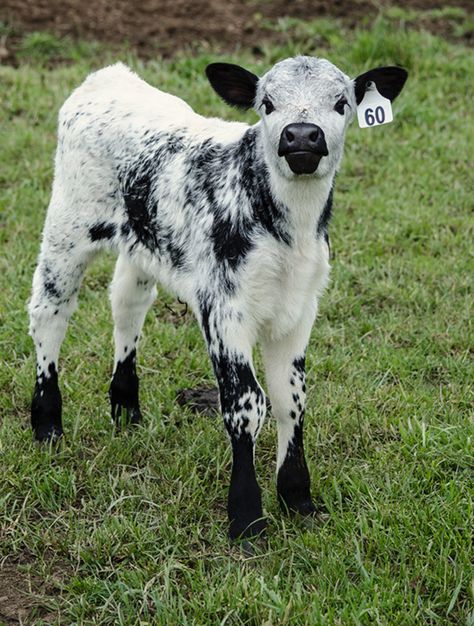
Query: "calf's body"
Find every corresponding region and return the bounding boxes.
[29,59,407,538]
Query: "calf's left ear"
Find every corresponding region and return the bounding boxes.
[354,66,408,105]
[205,63,259,110]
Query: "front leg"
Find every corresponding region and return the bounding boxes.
[200,305,266,539]
[261,311,317,516]
[275,355,315,515]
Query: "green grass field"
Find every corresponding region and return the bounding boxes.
[0,14,473,626]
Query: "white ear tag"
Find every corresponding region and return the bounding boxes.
[357,82,393,129]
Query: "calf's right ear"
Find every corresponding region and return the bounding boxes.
[354,66,408,105]
[205,63,259,110]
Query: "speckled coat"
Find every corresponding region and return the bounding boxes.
[29,58,407,539]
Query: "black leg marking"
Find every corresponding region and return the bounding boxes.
[109,350,142,428]
[199,299,267,540]
[277,422,315,516]
[276,355,315,516]
[213,355,266,539]
[228,434,266,540]
[31,362,63,442]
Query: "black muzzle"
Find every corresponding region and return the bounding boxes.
[278,123,329,175]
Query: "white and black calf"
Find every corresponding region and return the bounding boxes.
[29,57,407,539]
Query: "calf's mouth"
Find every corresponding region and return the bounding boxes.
[283,151,324,175]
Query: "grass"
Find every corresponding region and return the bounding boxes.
[0,15,473,626]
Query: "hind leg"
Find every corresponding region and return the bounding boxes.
[109,255,157,428]
[29,244,94,441]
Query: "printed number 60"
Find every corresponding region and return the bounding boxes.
[365,106,385,126]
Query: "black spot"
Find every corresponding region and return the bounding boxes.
[198,296,213,345]
[317,186,334,238]
[44,281,61,300]
[164,238,187,270]
[293,356,306,375]
[89,221,117,241]
[324,230,331,257]
[41,262,63,301]
[118,132,186,259]
[121,172,158,251]
[212,213,253,270]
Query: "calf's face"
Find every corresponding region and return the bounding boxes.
[206,56,407,180]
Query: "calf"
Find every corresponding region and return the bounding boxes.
[29,57,407,539]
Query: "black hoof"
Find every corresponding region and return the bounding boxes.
[278,494,317,517]
[112,403,142,430]
[239,534,268,557]
[229,516,267,541]
[33,425,63,444]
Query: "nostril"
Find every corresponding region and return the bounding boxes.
[309,131,319,142]
[285,130,294,142]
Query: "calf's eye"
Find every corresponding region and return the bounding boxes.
[262,98,275,115]
[334,96,348,115]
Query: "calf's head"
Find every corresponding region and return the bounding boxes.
[206,56,407,179]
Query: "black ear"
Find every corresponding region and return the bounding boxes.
[354,66,408,105]
[205,63,259,110]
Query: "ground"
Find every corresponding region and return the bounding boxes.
[0,3,473,626]
[0,0,473,63]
